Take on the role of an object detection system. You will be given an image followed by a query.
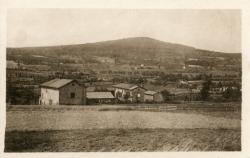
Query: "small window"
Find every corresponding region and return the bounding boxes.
[72,83,75,86]
[70,92,75,98]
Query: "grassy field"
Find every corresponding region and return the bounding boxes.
[5,128,241,152]
[5,103,241,152]
[6,108,240,131]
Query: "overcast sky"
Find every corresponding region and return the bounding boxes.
[7,9,241,53]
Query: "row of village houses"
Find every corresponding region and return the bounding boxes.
[39,77,238,106]
[39,78,165,105]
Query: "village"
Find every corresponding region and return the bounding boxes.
[39,79,163,105]
[6,53,241,106]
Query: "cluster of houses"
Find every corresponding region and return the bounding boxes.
[39,78,164,105]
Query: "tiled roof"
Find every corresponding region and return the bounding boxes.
[112,83,139,90]
[40,79,74,89]
[87,92,115,99]
[144,90,158,95]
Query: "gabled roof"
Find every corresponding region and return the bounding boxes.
[112,83,140,90]
[144,90,158,95]
[40,79,75,89]
[87,92,115,99]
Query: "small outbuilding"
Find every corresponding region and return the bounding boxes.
[86,92,116,104]
[144,90,164,103]
[39,79,86,105]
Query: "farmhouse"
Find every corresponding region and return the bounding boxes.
[144,90,164,103]
[113,83,146,102]
[86,92,116,104]
[39,79,86,105]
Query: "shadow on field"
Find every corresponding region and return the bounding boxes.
[5,128,241,152]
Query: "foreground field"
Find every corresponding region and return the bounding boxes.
[5,128,241,152]
[5,104,241,151]
[6,108,240,131]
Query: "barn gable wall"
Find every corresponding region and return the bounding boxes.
[59,81,84,105]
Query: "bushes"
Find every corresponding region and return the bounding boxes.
[200,79,211,101]
[222,87,241,101]
[161,90,171,102]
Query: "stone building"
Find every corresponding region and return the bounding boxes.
[39,79,86,105]
[112,83,146,103]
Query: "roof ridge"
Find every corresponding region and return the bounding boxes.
[40,78,75,89]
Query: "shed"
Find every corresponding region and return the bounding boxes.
[86,92,116,104]
[144,90,164,103]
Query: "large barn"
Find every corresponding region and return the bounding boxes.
[39,79,86,105]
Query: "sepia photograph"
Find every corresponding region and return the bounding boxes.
[4,8,242,152]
